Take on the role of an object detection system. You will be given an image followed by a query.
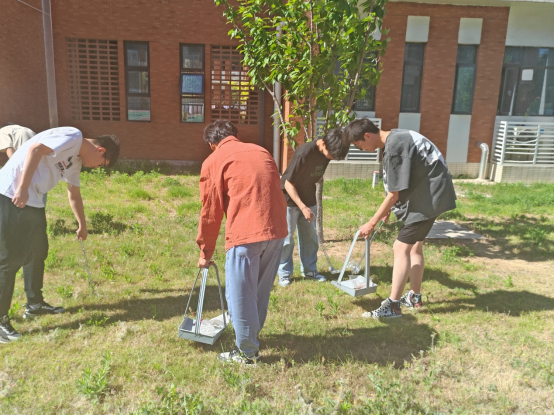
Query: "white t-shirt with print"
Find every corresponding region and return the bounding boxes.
[0,127,83,208]
[0,125,36,151]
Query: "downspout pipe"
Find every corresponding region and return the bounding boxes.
[477,141,489,180]
[42,0,58,128]
[273,22,285,172]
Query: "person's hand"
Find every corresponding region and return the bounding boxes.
[359,221,377,239]
[301,206,315,222]
[76,225,88,241]
[12,187,29,208]
[198,257,214,269]
[381,211,391,224]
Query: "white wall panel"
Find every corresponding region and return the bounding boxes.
[505,3,554,47]
[406,16,430,42]
[458,18,483,44]
[398,112,421,131]
[446,114,472,163]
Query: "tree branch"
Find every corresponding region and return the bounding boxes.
[346,0,375,110]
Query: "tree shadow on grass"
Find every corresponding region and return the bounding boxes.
[423,290,554,317]
[455,217,554,262]
[261,315,435,367]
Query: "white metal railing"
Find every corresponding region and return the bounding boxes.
[493,121,554,165]
[316,117,381,162]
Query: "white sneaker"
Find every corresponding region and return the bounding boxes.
[303,271,326,282]
[278,276,291,287]
[218,347,260,365]
[362,298,402,319]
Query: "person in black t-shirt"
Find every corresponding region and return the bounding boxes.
[277,128,349,287]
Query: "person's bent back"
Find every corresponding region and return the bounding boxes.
[197,120,287,261]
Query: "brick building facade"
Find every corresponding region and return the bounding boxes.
[1,0,553,175]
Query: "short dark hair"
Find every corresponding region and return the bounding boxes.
[322,128,349,160]
[343,118,380,143]
[92,134,120,168]
[203,120,239,145]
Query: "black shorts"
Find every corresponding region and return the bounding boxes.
[397,217,437,245]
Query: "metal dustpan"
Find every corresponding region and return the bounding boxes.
[331,222,383,297]
[178,264,229,345]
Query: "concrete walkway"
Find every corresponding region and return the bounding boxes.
[426,221,483,239]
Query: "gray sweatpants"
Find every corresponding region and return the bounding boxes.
[224,238,284,355]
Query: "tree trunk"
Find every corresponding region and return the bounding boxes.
[315,177,324,243]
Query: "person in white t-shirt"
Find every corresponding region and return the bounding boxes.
[0,127,120,343]
[0,124,58,323]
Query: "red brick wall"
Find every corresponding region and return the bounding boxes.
[50,0,275,161]
[469,16,509,162]
[0,0,50,132]
[376,3,509,162]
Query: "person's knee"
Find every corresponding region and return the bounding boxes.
[393,239,413,256]
[411,241,424,255]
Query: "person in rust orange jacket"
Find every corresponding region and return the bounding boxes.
[196,119,287,365]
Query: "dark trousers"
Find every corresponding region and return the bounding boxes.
[0,194,48,317]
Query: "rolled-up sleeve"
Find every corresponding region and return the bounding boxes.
[196,164,224,260]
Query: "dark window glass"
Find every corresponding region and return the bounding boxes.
[125,41,150,122]
[127,43,148,67]
[180,44,205,123]
[354,86,376,111]
[497,47,554,116]
[182,45,204,70]
[452,45,477,114]
[400,43,425,112]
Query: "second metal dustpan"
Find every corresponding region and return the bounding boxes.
[330,222,383,297]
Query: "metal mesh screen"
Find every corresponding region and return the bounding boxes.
[211,45,258,125]
[67,38,121,121]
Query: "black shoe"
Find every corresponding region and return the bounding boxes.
[23,301,66,319]
[0,315,22,342]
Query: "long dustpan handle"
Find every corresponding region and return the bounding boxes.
[184,268,202,321]
[337,230,361,283]
[194,268,209,335]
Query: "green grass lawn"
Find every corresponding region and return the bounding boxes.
[1,167,553,414]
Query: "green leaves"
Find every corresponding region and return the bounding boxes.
[216,0,388,144]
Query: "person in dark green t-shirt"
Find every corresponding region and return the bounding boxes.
[278,128,348,287]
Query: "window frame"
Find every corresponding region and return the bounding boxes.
[400,43,426,113]
[124,41,151,122]
[451,45,478,115]
[180,43,206,123]
[497,47,554,116]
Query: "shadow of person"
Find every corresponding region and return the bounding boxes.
[261,315,435,367]
[32,283,226,334]
[423,290,554,316]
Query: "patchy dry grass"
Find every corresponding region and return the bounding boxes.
[1,171,553,414]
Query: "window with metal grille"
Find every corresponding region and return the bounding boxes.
[66,38,120,121]
[211,45,258,124]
